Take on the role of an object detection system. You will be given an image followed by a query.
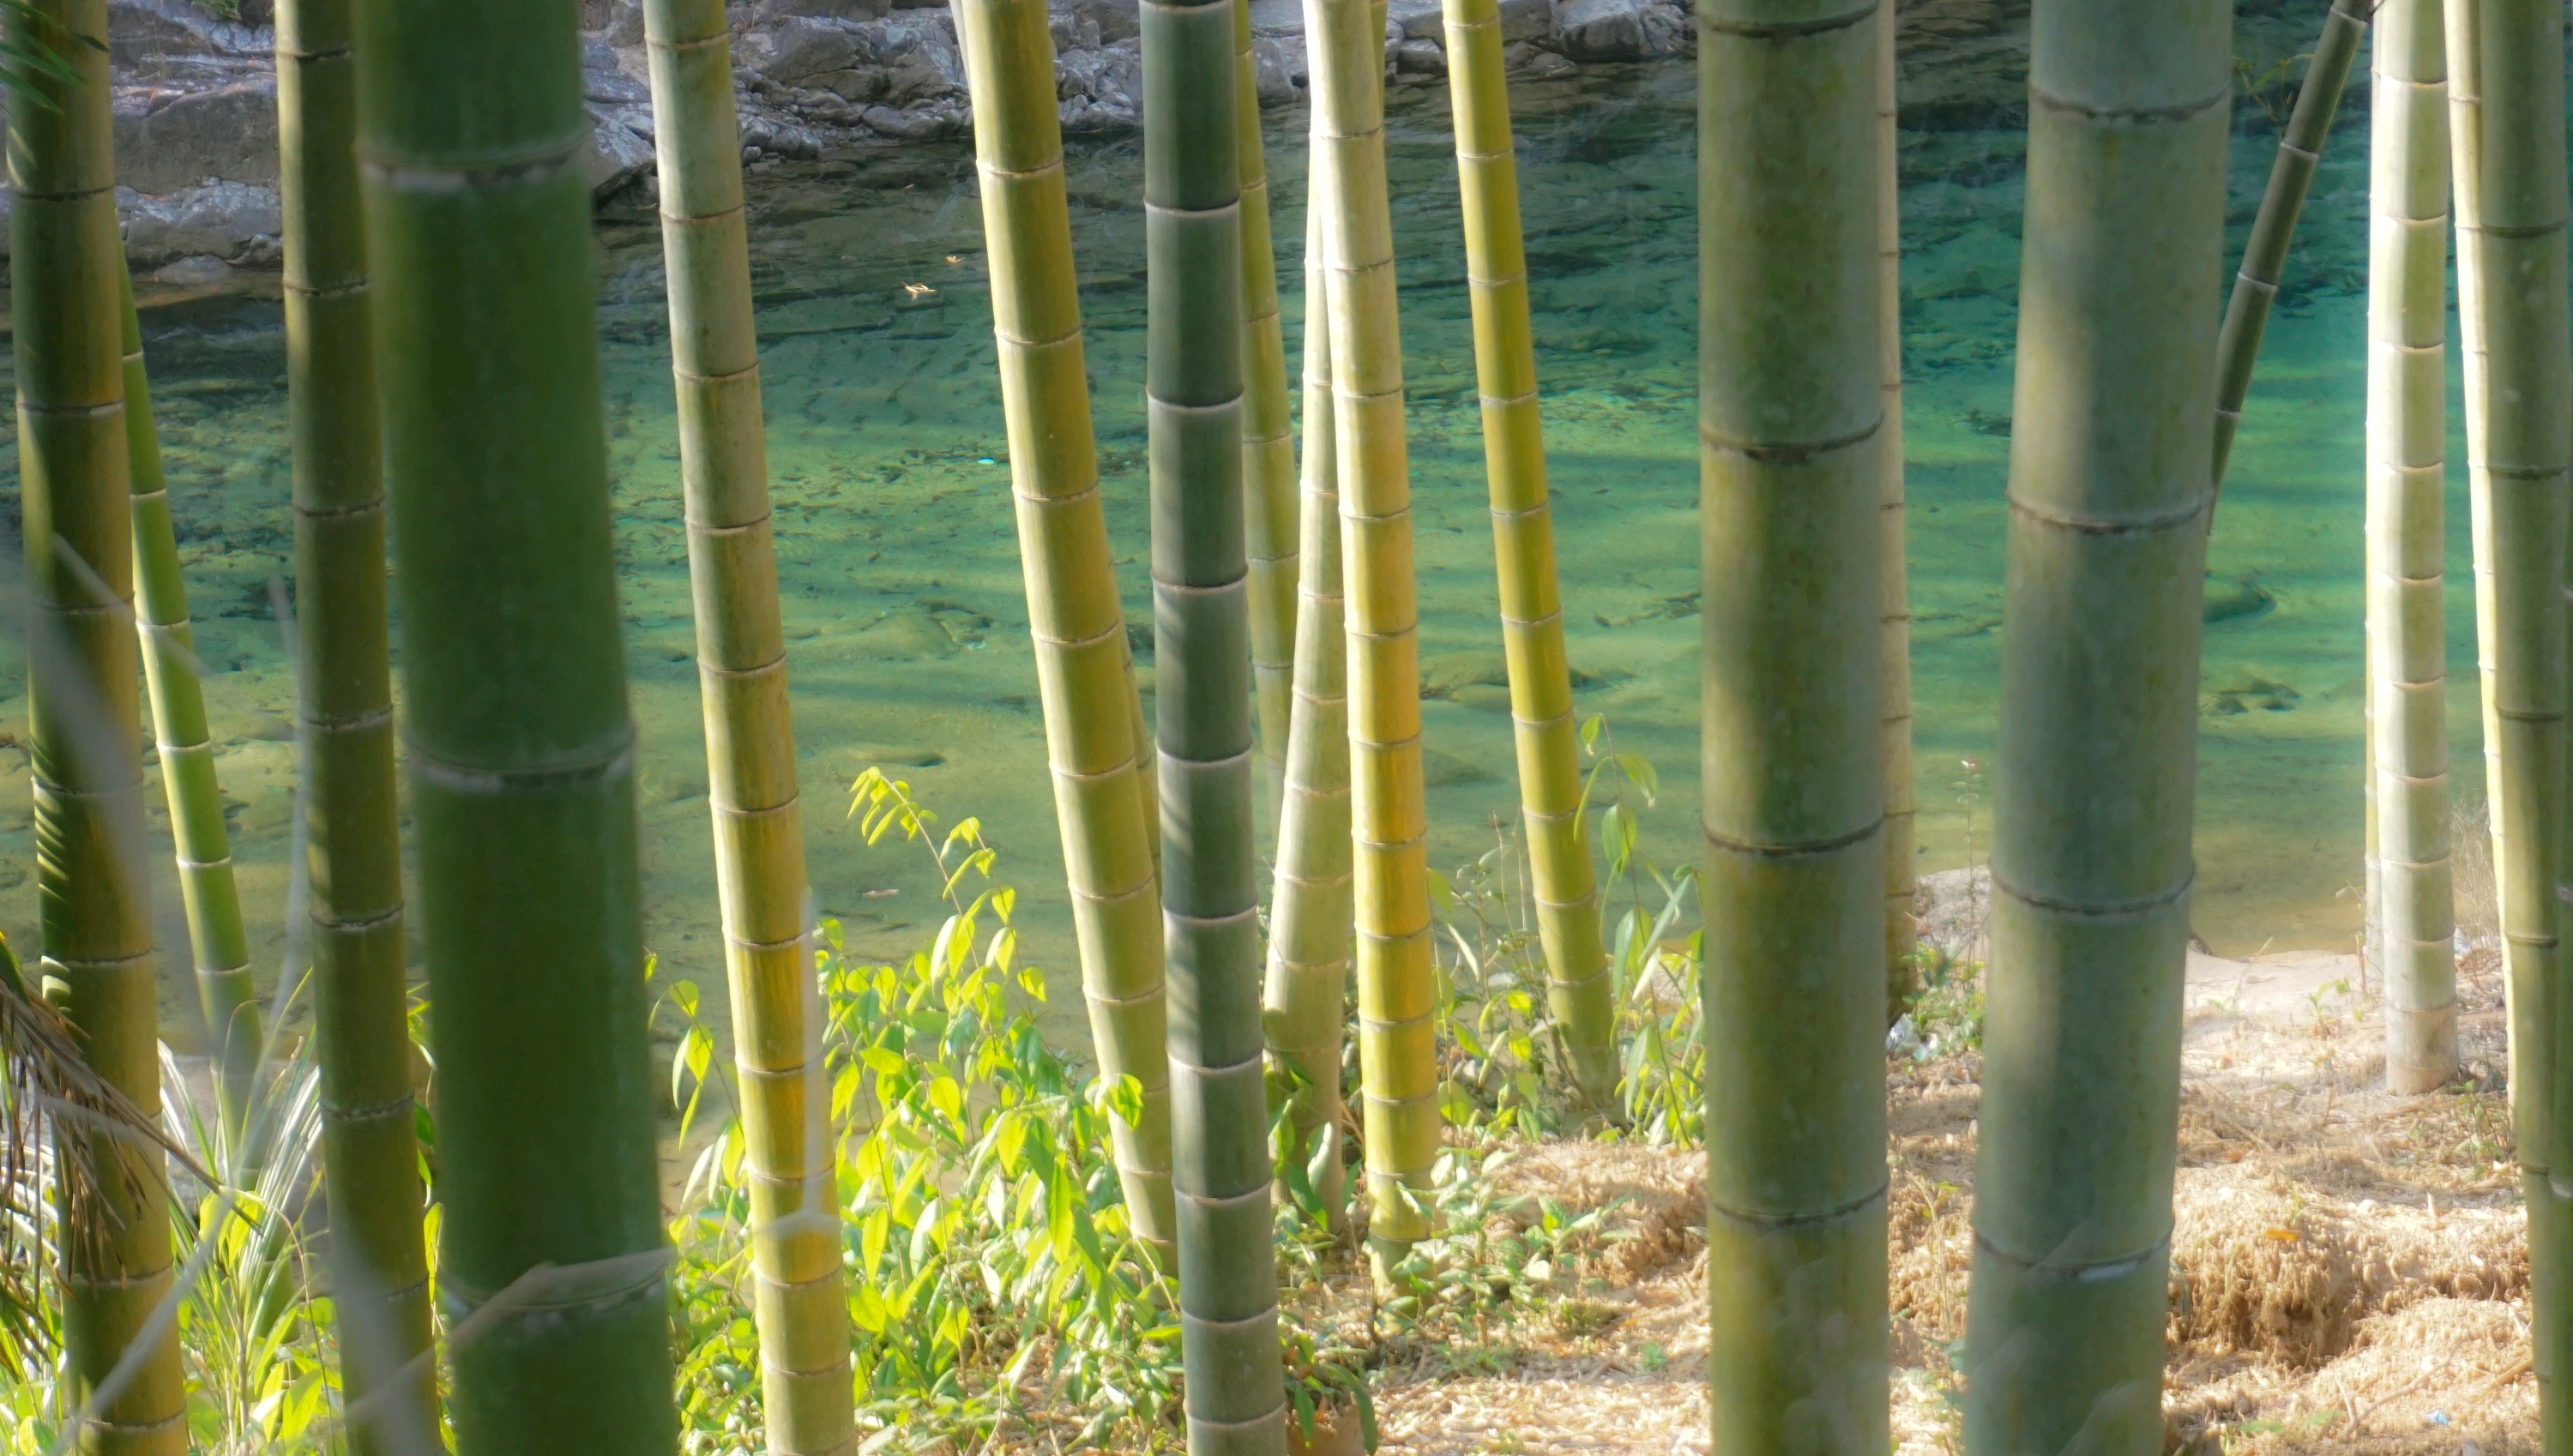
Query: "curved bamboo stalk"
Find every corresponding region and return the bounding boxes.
[642,3,857,1450]
[954,0,1178,1261]
[274,0,440,1447]
[1873,0,1916,1016]
[1311,0,1441,1275]
[351,1,677,1447]
[117,267,263,1140]
[2208,0,2367,488]
[1262,123,1353,1230]
[1962,4,2231,1451]
[1439,0,1614,1107]
[8,3,189,1448]
[1141,0,1289,1447]
[1697,3,1888,1450]
[2365,0,2458,1096]
[1235,0,1298,813]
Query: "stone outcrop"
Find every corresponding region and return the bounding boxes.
[8,0,2331,274]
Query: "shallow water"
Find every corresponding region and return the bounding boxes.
[0,59,2437,1055]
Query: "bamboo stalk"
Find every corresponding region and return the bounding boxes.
[1874,0,1916,1016]
[2208,0,2367,488]
[274,0,440,1447]
[1142,0,1289,1447]
[1311,0,1441,1275]
[351,1,677,1447]
[1698,3,1889,1450]
[954,0,1178,1262]
[642,3,857,1450]
[2365,0,2459,1097]
[1262,114,1354,1230]
[1961,3,2232,1452]
[2473,0,2573,1445]
[1439,0,1614,1106]
[117,266,263,1140]
[7,3,189,1449]
[1235,0,1298,813]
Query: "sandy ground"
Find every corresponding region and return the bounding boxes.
[1262,933,2530,1456]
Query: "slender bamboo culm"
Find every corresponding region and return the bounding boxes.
[955,0,1179,1260]
[1697,2,1889,1451]
[1963,3,2232,1452]
[2208,0,2368,489]
[1262,117,1355,1228]
[274,0,441,1447]
[1312,0,1443,1277]
[8,2,190,1448]
[642,3,859,1451]
[2364,0,2459,1096]
[1141,0,1291,1446]
[1873,0,1917,1015]
[1439,0,1616,1106]
[1235,0,1299,812]
[352,0,678,1448]
[117,266,264,1141]
[2474,0,2573,1444]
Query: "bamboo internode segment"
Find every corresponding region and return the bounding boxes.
[9,3,190,1448]
[1697,3,1889,1450]
[956,0,1178,1260]
[642,2,858,1450]
[1142,0,1289,1446]
[353,0,677,1447]
[1873,0,1917,1017]
[1234,0,1299,813]
[1440,0,1615,1107]
[2472,1,2573,1441]
[1964,5,2229,1452]
[1312,0,1441,1262]
[276,0,441,1443]
[118,271,263,1140]
[1262,126,1355,1228]
[2366,0,2460,1097]
[2208,0,2367,490]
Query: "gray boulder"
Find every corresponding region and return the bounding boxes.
[114,81,280,196]
[120,179,282,268]
[737,12,962,107]
[1552,0,1686,58]
[585,107,660,197]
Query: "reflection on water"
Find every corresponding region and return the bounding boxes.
[0,60,2415,1055]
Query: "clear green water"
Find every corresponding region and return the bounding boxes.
[0,63,2426,1053]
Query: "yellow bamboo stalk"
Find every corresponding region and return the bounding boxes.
[1438,0,1615,1107]
[1311,0,1440,1273]
[1236,0,1299,810]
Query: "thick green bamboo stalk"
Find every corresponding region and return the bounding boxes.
[1262,119,1353,1230]
[274,0,441,1447]
[1142,0,1286,1451]
[1234,0,1298,811]
[1142,1,1287,1449]
[2208,0,2367,487]
[1439,0,1614,1107]
[351,2,676,1450]
[1962,5,2230,1453]
[642,3,856,1451]
[2476,1,2573,1446]
[1697,3,1888,1451]
[2365,0,2460,1097]
[955,0,1178,1262]
[8,3,189,1450]
[1873,0,1916,1016]
[1311,0,1440,1274]
[117,266,263,1139]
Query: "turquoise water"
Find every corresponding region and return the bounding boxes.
[0,60,2426,1055]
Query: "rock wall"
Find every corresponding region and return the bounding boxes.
[2,0,2331,278]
